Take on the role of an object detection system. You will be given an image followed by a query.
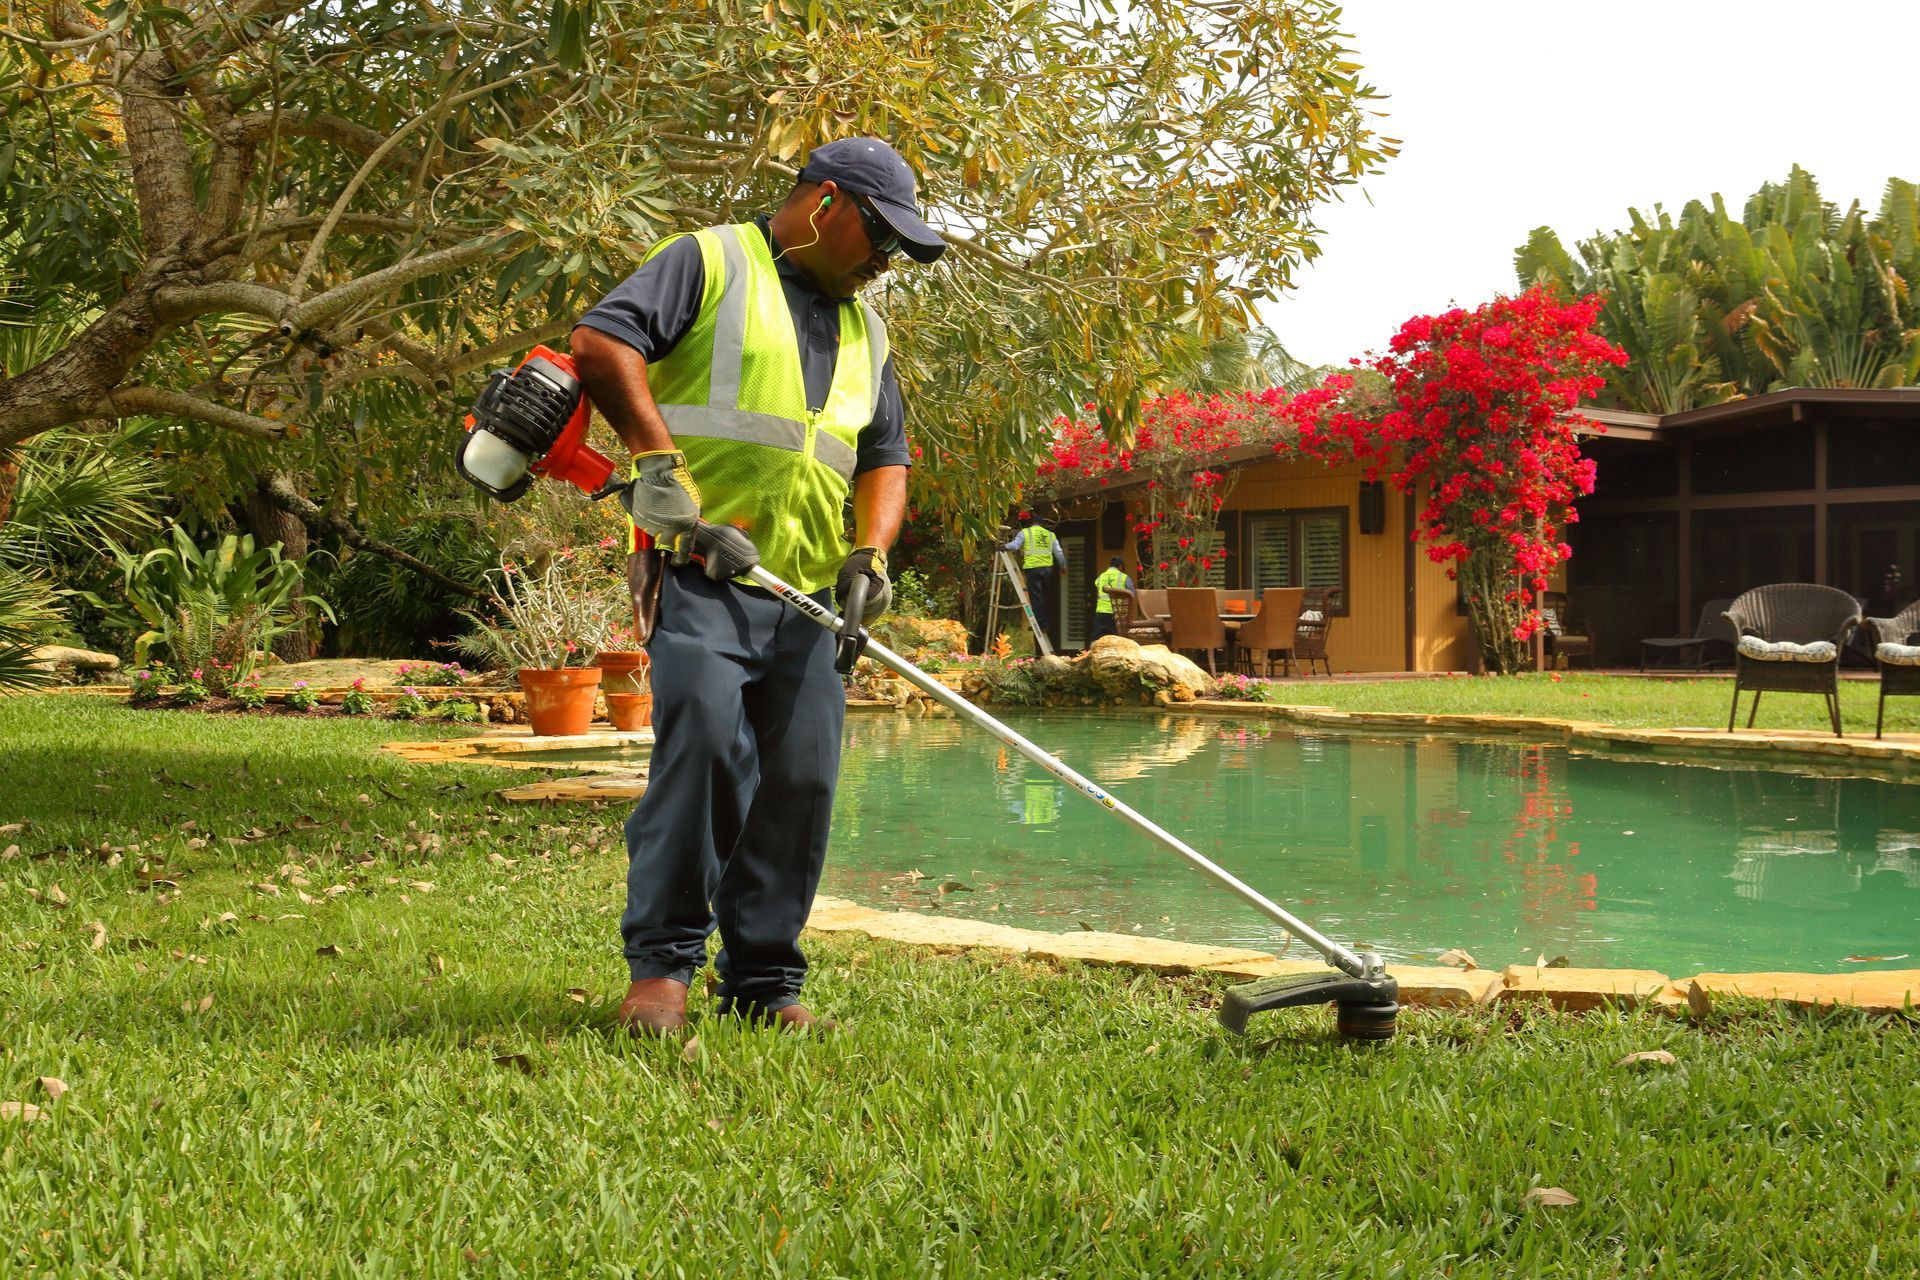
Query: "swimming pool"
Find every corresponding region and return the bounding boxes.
[824,711,1920,975]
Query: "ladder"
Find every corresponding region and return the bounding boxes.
[986,549,1054,657]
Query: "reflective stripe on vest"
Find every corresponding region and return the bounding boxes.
[630,223,888,591]
[1022,526,1057,570]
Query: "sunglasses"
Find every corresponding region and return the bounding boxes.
[850,194,901,257]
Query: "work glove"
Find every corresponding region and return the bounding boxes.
[691,521,760,582]
[620,451,701,564]
[835,545,892,623]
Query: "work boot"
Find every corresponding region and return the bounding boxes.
[727,1002,839,1034]
[616,977,690,1037]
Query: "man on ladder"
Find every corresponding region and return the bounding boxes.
[1004,513,1064,650]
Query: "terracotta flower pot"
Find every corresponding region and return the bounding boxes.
[606,692,654,731]
[594,650,650,696]
[517,667,602,737]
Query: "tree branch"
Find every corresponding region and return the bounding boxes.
[89,386,288,440]
[259,474,489,601]
[282,237,509,336]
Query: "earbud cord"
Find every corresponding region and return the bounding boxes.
[770,201,825,263]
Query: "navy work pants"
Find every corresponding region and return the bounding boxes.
[620,563,844,1015]
[1024,567,1054,644]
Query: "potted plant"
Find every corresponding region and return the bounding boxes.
[456,556,619,737]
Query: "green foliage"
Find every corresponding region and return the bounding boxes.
[126,664,169,704]
[1518,168,1920,410]
[0,0,1394,554]
[436,698,484,724]
[321,517,500,658]
[389,689,430,720]
[284,682,318,713]
[454,556,623,671]
[0,565,59,690]
[168,674,209,706]
[84,525,335,671]
[231,675,269,711]
[340,683,376,716]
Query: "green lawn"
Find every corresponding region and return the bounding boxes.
[1261,670,1920,735]
[3,698,1916,1276]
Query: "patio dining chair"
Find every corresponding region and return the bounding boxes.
[1867,600,1920,739]
[1122,588,1170,645]
[1167,586,1231,676]
[1231,587,1305,677]
[1541,592,1593,669]
[1639,598,1736,672]
[1723,583,1862,738]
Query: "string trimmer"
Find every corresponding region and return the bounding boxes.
[455,348,1399,1040]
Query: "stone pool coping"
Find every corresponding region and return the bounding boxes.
[1182,699,1920,776]
[804,895,1920,1016]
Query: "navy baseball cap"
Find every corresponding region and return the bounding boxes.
[799,137,947,264]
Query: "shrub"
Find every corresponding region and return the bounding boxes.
[397,660,467,687]
[1209,672,1271,702]
[340,679,375,716]
[231,675,269,710]
[127,665,169,704]
[389,687,429,720]
[284,681,318,712]
[170,671,210,706]
[455,552,622,671]
[437,699,483,724]
[320,516,499,657]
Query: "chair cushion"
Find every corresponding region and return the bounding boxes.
[1737,635,1837,664]
[1299,610,1324,624]
[1875,642,1920,667]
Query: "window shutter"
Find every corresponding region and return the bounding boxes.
[1249,518,1293,590]
[1301,515,1343,591]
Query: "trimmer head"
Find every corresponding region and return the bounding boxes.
[1218,970,1400,1040]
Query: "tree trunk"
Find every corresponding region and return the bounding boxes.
[1459,553,1532,674]
[247,471,315,662]
[0,449,17,530]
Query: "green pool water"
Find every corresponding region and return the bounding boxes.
[822,711,1920,975]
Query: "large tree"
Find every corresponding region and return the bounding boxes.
[1,0,1393,552]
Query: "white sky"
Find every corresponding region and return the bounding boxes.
[1257,0,1920,369]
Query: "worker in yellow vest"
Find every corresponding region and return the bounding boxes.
[570,137,946,1036]
[1004,514,1065,648]
[1091,556,1134,641]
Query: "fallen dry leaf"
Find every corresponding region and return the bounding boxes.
[36,1076,69,1100]
[492,1053,534,1074]
[1616,1050,1677,1068]
[1686,981,1712,1020]
[705,1117,724,1132]
[1436,948,1478,970]
[463,1248,485,1264]
[180,995,214,1015]
[937,879,972,895]
[357,793,373,805]
[681,1036,701,1064]
[1,1101,44,1123]
[1,844,18,860]
[1842,953,1910,963]
[565,988,589,1003]
[0,822,23,835]
[45,883,69,908]
[252,882,281,897]
[86,921,107,952]
[315,944,341,957]
[409,881,435,893]
[323,885,350,898]
[428,954,445,975]
[1524,1186,1578,1208]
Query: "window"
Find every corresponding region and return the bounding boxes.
[1245,508,1348,614]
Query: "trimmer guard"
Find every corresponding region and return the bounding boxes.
[1218,970,1400,1040]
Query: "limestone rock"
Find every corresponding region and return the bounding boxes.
[1080,636,1212,701]
[1500,965,1670,1011]
[1674,969,1920,1013]
[31,646,121,679]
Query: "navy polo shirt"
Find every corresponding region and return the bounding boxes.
[576,216,911,476]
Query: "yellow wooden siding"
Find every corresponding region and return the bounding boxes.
[1090,456,1479,671]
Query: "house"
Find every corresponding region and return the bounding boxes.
[1035,387,1920,670]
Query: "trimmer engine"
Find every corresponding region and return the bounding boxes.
[456,345,616,502]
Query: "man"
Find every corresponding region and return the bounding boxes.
[1091,556,1133,641]
[570,137,946,1035]
[1004,514,1064,647]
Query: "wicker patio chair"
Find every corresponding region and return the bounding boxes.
[1640,598,1736,672]
[1120,588,1170,646]
[1231,587,1305,677]
[1541,592,1594,669]
[1167,587,1231,676]
[1867,600,1920,739]
[1723,583,1862,737]
[1293,587,1338,677]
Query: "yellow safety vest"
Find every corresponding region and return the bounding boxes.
[1022,526,1057,570]
[1094,566,1128,615]
[630,223,888,592]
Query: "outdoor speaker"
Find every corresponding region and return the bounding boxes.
[1359,480,1386,535]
